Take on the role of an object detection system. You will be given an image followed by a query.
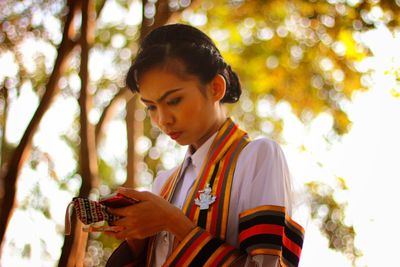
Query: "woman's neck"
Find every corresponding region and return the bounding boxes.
[191,114,227,152]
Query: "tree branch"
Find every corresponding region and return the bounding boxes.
[58,0,97,265]
[0,0,78,252]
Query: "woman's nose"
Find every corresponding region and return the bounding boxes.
[158,108,174,128]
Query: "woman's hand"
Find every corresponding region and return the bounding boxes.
[106,187,195,241]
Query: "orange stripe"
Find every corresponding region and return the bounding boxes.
[222,250,244,266]
[160,168,179,200]
[219,140,243,238]
[209,124,237,163]
[163,227,201,266]
[285,214,305,235]
[239,224,284,242]
[209,146,234,235]
[207,245,235,267]
[206,161,224,233]
[187,162,214,219]
[185,119,242,221]
[188,163,216,221]
[175,232,210,266]
[249,247,281,257]
[283,233,302,258]
[239,205,286,218]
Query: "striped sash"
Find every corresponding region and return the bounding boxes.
[146,118,249,266]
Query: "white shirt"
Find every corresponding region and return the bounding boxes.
[152,133,294,267]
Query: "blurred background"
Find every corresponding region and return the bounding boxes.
[0,0,399,266]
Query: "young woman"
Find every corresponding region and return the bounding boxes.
[105,23,304,267]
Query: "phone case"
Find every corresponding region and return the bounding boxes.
[82,225,123,232]
[65,193,139,235]
[99,193,138,208]
[65,197,120,235]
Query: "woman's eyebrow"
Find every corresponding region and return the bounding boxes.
[140,88,183,104]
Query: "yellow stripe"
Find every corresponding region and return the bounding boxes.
[222,250,244,267]
[285,213,305,235]
[155,118,251,266]
[163,227,202,266]
[182,118,241,216]
[203,244,227,265]
[213,130,239,163]
[182,151,215,216]
[220,140,246,239]
[160,167,179,200]
[184,234,213,264]
[205,159,225,230]
[249,248,282,257]
[239,205,286,218]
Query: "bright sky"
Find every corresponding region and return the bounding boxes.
[283,26,400,266]
[1,3,400,267]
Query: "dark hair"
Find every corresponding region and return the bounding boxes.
[126,23,241,103]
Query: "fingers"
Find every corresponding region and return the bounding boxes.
[108,205,133,216]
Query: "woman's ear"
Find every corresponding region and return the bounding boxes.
[209,74,226,102]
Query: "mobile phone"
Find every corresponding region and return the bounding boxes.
[99,192,139,208]
[82,225,123,232]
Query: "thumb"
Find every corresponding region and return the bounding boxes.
[117,187,151,201]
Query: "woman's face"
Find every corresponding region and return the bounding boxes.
[138,65,226,150]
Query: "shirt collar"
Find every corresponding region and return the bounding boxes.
[183,132,218,170]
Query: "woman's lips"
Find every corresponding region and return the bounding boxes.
[168,132,182,140]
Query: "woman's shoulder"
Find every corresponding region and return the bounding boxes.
[239,136,283,161]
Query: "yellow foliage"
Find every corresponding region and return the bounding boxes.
[338,30,365,61]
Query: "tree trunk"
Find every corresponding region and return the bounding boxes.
[95,87,133,144]
[124,0,175,188]
[0,0,78,255]
[0,86,8,209]
[0,86,8,168]
[125,95,142,188]
[58,0,97,266]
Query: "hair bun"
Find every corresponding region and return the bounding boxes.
[221,64,241,103]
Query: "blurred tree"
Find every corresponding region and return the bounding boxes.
[0,0,196,265]
[0,0,399,266]
[0,0,79,256]
[193,0,400,137]
[59,0,98,265]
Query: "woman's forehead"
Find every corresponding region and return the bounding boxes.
[138,67,199,100]
[139,58,195,82]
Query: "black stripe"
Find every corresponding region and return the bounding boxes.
[189,238,223,267]
[84,199,93,224]
[197,162,220,228]
[197,209,208,228]
[239,214,285,231]
[209,161,220,186]
[218,247,243,265]
[239,234,282,251]
[169,229,204,266]
[215,140,243,237]
[282,245,300,266]
[285,225,304,247]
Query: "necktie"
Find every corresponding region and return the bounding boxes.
[171,156,192,208]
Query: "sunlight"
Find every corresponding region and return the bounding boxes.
[1,2,399,266]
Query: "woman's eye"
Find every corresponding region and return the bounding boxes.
[146,105,156,111]
[167,97,181,106]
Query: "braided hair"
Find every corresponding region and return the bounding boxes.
[126,23,241,103]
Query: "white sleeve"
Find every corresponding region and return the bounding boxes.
[235,138,295,267]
